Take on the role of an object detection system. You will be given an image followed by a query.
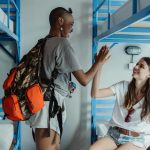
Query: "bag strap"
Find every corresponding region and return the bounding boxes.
[47,87,63,138]
[70,73,72,82]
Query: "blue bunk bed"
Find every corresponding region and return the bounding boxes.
[91,99,115,143]
[0,0,20,63]
[92,0,150,57]
[91,0,150,147]
[0,0,21,149]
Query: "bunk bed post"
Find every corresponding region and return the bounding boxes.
[91,100,97,144]
[92,0,98,63]
[0,0,21,148]
[14,121,21,150]
[132,0,137,14]
[15,0,21,149]
[108,0,111,30]
[15,0,20,63]
[91,0,99,144]
[7,0,10,28]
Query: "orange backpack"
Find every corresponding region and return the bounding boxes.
[2,36,58,121]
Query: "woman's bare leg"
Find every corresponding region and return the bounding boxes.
[89,136,117,150]
[115,142,146,150]
[35,128,60,150]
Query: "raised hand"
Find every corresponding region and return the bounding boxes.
[95,45,111,65]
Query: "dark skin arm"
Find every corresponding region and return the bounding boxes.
[72,46,110,86]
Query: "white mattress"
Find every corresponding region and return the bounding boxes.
[0,7,14,33]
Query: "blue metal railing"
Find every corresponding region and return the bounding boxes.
[91,99,115,144]
[94,0,150,43]
[0,0,20,63]
[0,0,21,149]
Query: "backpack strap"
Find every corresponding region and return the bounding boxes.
[47,87,63,137]
[43,69,63,137]
[36,35,63,137]
[57,109,63,138]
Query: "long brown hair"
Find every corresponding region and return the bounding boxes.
[124,57,150,120]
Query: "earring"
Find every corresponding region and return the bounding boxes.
[60,27,63,31]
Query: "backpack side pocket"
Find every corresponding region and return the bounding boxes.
[26,83,45,114]
[3,68,17,90]
[2,95,24,121]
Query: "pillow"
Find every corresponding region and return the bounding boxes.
[0,123,14,150]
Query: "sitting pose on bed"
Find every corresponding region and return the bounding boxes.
[89,47,150,150]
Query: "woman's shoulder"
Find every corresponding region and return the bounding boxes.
[121,80,129,85]
[112,80,129,92]
[46,37,71,50]
[59,38,71,46]
[115,80,129,87]
[109,80,129,96]
[118,80,129,93]
[48,37,69,44]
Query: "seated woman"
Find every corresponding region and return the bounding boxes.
[89,46,150,150]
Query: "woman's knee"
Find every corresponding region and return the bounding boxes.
[89,145,93,150]
[88,137,117,150]
[53,143,60,150]
[89,144,97,150]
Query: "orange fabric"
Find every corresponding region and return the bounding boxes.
[2,95,24,121]
[3,68,17,90]
[26,83,45,113]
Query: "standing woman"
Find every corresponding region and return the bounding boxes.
[27,7,108,150]
[89,48,150,150]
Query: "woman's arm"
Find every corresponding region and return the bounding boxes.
[72,46,111,86]
[91,67,114,98]
[91,47,114,98]
[72,61,101,86]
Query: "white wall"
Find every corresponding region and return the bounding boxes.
[0,42,15,97]
[20,0,150,150]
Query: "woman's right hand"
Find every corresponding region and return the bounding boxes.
[95,45,111,65]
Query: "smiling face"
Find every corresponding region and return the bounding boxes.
[132,59,150,81]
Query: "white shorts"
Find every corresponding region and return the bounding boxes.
[26,90,66,135]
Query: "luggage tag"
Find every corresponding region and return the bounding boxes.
[68,81,76,98]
